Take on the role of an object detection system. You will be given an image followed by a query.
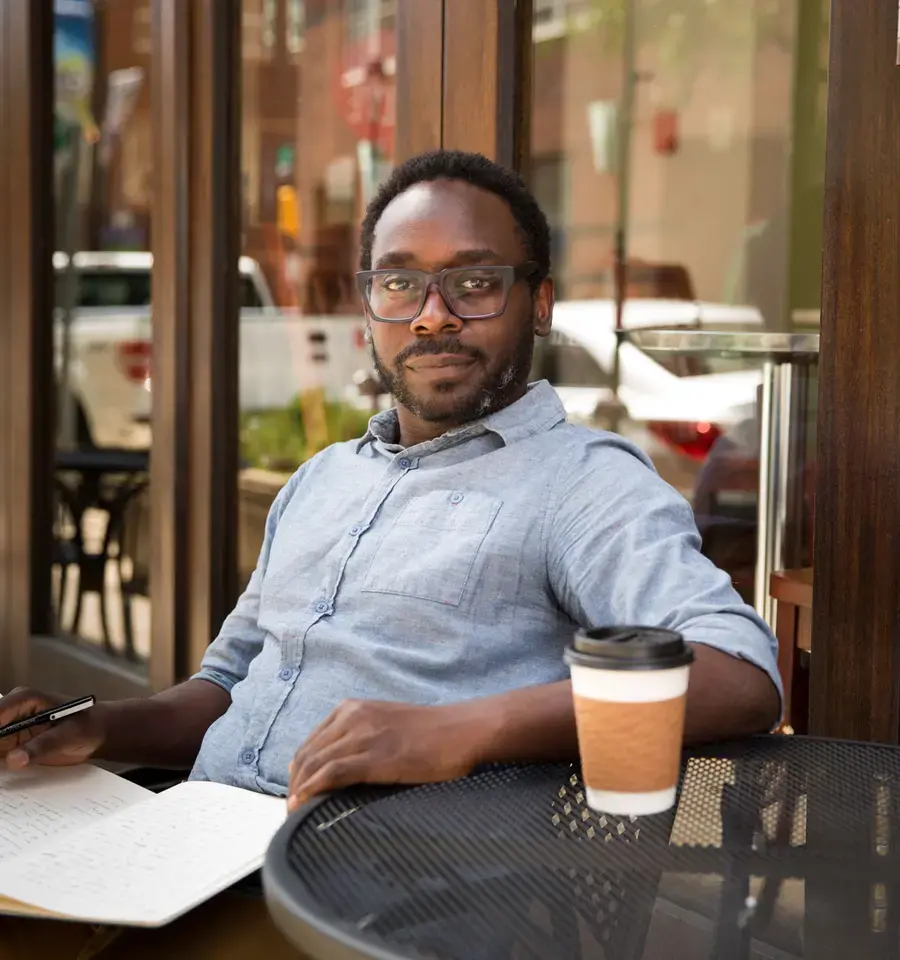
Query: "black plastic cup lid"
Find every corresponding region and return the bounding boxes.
[564,626,694,671]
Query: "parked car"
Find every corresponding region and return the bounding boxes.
[533,298,764,495]
[53,252,371,448]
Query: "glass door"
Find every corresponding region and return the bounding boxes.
[236,0,433,586]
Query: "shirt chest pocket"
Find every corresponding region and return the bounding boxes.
[362,490,502,606]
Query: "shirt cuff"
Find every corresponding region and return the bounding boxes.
[192,668,240,695]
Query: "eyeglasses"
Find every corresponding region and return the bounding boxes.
[356,262,538,323]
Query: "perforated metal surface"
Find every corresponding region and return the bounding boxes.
[265,737,900,959]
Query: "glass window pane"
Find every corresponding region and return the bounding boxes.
[238,0,394,588]
[52,0,153,666]
[529,0,827,632]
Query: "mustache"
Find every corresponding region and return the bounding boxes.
[394,336,486,366]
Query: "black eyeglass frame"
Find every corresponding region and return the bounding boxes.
[356,261,538,323]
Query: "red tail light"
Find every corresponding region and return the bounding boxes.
[116,340,152,384]
[648,420,722,461]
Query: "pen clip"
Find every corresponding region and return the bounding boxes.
[48,697,94,723]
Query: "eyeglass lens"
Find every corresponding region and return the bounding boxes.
[366,267,509,321]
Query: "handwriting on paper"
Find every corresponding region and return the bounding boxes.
[0,765,151,861]
[0,781,285,925]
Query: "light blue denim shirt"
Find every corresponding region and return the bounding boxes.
[190,380,781,794]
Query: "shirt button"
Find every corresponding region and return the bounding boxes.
[314,600,329,613]
[397,458,411,469]
[349,525,363,536]
[450,492,464,504]
[279,667,293,681]
[241,750,255,765]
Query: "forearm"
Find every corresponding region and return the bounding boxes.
[466,681,579,767]
[96,678,231,768]
[466,644,780,767]
[682,642,780,743]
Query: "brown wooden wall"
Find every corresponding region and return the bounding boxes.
[0,1,54,687]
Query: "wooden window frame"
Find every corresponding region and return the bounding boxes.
[0,0,242,697]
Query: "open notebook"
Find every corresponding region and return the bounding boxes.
[0,763,286,926]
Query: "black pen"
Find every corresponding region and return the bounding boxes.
[0,695,95,740]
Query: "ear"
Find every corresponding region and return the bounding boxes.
[533,277,554,339]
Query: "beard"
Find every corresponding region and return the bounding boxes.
[370,319,536,427]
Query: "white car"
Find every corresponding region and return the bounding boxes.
[536,299,764,494]
[54,252,371,449]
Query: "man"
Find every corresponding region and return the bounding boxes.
[0,150,780,957]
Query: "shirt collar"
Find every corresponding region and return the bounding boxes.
[356,380,567,452]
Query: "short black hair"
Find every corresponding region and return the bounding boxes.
[359,150,551,289]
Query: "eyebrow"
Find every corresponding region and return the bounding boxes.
[372,248,506,270]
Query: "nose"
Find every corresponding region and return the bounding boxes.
[410,282,463,336]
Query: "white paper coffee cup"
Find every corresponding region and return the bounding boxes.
[565,627,693,816]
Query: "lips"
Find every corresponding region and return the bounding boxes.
[407,353,477,371]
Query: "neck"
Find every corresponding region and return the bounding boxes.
[395,412,451,448]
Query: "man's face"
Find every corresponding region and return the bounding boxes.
[365,179,553,428]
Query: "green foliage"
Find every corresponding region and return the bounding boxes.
[240,398,373,472]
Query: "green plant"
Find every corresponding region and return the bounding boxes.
[240,397,373,472]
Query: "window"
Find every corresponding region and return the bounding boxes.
[532,331,610,388]
[533,0,592,42]
[54,271,262,310]
[287,0,306,55]
[57,270,151,309]
[344,0,394,45]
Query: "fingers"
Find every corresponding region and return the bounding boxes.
[0,688,53,727]
[0,689,56,759]
[287,703,354,781]
[288,733,352,807]
[287,751,368,813]
[285,701,391,812]
[6,722,95,770]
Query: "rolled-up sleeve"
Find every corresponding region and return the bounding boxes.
[546,435,783,705]
[193,467,306,693]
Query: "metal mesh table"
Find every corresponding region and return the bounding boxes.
[264,737,900,959]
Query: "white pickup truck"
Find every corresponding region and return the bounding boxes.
[54,252,372,449]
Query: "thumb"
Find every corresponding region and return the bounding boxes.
[7,724,90,769]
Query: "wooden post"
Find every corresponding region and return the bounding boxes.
[810,0,900,740]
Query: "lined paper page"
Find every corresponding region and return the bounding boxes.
[0,765,151,862]
[0,780,286,926]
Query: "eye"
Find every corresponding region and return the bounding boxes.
[457,272,501,292]
[380,274,414,293]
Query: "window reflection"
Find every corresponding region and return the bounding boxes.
[51,0,153,663]
[529,0,826,608]
[238,0,394,588]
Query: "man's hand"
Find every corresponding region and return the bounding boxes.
[0,688,108,769]
[287,700,488,812]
